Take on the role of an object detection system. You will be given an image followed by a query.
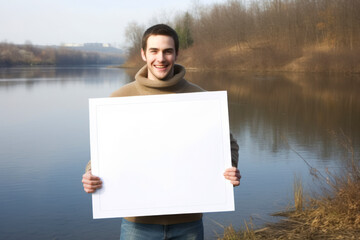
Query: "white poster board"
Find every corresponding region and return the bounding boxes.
[89,91,234,219]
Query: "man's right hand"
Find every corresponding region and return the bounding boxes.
[82,171,102,193]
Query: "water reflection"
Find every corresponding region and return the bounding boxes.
[0,66,133,89]
[188,71,360,160]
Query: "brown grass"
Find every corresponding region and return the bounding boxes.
[293,175,304,212]
[220,132,360,239]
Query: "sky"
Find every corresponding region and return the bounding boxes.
[0,0,228,48]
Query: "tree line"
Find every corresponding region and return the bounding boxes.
[0,42,124,67]
[124,0,360,72]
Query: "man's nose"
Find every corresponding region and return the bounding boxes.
[157,52,165,62]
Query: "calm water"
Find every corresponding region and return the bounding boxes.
[0,66,359,239]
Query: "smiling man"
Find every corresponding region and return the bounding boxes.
[82,24,241,240]
[142,34,177,81]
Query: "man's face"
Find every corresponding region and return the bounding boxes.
[141,35,177,81]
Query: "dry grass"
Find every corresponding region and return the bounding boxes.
[221,132,360,240]
[293,175,304,212]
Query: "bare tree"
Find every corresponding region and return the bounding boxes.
[125,22,145,57]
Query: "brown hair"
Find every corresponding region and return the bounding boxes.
[142,24,179,55]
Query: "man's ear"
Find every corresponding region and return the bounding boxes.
[141,48,147,61]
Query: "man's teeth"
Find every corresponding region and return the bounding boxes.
[155,65,166,69]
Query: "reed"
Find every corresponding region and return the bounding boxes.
[293,175,303,212]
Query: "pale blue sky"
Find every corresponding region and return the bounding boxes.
[0,0,228,48]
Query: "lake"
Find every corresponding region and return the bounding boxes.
[0,66,359,239]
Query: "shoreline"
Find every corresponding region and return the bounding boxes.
[221,135,360,240]
[115,64,360,74]
[122,43,360,74]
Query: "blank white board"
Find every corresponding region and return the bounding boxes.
[89,91,234,219]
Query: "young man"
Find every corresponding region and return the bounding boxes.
[82,24,241,240]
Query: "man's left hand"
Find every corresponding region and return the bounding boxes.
[223,167,241,187]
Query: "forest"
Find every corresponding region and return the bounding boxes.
[0,42,124,67]
[124,0,360,73]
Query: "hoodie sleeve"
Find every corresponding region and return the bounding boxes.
[230,133,239,167]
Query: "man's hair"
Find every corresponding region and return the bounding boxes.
[142,24,179,55]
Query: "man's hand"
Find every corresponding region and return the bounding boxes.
[82,171,102,193]
[223,167,241,187]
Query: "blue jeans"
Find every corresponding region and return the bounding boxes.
[120,218,204,240]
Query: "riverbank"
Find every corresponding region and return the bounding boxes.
[122,44,360,74]
[221,135,360,239]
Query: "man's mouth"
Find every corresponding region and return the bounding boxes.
[154,65,168,70]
